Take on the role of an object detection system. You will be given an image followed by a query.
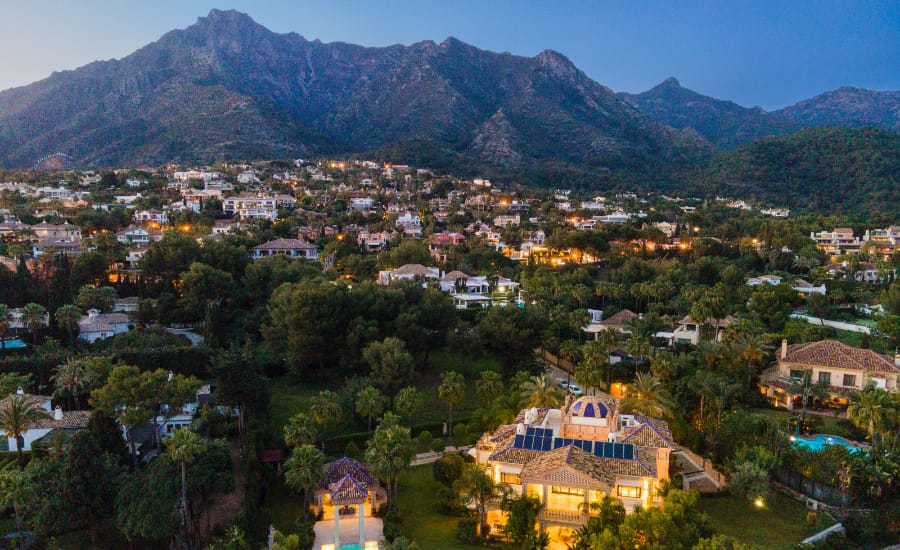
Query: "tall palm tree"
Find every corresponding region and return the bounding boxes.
[786,370,829,435]
[284,412,319,448]
[20,303,47,347]
[438,371,465,430]
[455,463,505,540]
[0,304,13,351]
[51,359,87,409]
[622,372,674,419]
[596,328,620,391]
[310,391,342,451]
[166,428,206,539]
[364,413,413,511]
[519,374,565,409]
[848,386,889,452]
[625,335,651,366]
[55,304,81,346]
[356,385,385,434]
[735,332,770,392]
[706,376,741,427]
[0,394,51,468]
[284,444,325,520]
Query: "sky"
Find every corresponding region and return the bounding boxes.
[0,0,897,110]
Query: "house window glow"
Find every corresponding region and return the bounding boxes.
[501,472,521,485]
[617,486,641,498]
[552,486,584,496]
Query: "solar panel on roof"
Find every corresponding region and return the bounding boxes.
[542,438,552,451]
[614,444,623,458]
[514,435,524,447]
[524,435,534,448]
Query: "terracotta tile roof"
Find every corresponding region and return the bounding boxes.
[28,411,91,429]
[782,340,898,374]
[390,264,439,277]
[519,445,653,488]
[253,238,317,251]
[601,309,636,327]
[322,457,376,489]
[488,445,543,465]
[329,473,369,504]
[442,270,472,282]
[620,415,674,449]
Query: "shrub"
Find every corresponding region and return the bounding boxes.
[431,438,446,454]
[345,441,360,458]
[456,516,479,544]
[383,510,404,542]
[433,453,465,487]
[417,430,433,452]
[453,422,467,440]
[374,502,389,518]
[436,486,468,516]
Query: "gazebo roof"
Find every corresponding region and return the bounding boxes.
[322,456,376,489]
[329,473,369,505]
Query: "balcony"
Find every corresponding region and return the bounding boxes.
[539,509,586,527]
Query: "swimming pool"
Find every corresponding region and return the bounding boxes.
[0,340,26,350]
[792,434,865,453]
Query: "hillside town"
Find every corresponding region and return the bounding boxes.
[0,158,895,549]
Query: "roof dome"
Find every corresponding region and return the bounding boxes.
[569,396,611,418]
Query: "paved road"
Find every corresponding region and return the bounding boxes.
[790,313,871,334]
[165,327,204,346]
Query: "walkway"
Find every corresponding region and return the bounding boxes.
[313,517,383,550]
[165,327,205,346]
[790,313,871,334]
[673,448,726,492]
[410,446,471,467]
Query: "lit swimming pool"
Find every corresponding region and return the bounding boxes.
[792,434,865,454]
[0,340,26,350]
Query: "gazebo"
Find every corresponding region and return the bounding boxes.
[316,457,384,549]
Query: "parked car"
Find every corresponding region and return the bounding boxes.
[568,384,583,396]
[556,377,569,388]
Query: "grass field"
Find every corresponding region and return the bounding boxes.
[397,464,477,550]
[699,491,835,549]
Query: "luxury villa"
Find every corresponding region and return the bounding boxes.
[473,396,673,542]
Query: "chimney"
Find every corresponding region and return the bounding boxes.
[15,387,24,395]
[781,339,788,360]
[54,405,63,421]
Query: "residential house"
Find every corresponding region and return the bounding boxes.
[32,237,82,257]
[760,340,900,409]
[250,238,319,260]
[357,230,396,253]
[863,226,900,258]
[810,228,862,256]
[395,212,422,238]
[134,209,169,225]
[429,231,466,262]
[584,309,636,340]
[494,215,521,228]
[0,390,91,452]
[438,270,519,308]
[78,309,132,343]
[349,197,375,211]
[376,264,441,286]
[30,222,81,241]
[670,315,735,345]
[125,246,148,267]
[116,226,164,245]
[473,398,673,539]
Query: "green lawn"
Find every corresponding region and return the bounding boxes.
[262,477,309,534]
[700,491,835,549]
[269,381,327,433]
[398,464,478,550]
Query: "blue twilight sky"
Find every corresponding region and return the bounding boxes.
[0,0,897,110]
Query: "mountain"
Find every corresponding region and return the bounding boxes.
[772,86,900,132]
[618,78,800,148]
[691,127,900,216]
[0,9,710,171]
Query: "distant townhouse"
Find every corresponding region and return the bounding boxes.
[376,264,441,286]
[438,270,519,308]
[864,226,900,258]
[760,340,900,410]
[395,212,422,238]
[357,230,396,253]
[250,238,318,260]
[116,226,164,245]
[584,309,636,340]
[78,309,133,343]
[32,238,82,257]
[134,209,169,225]
[670,315,736,346]
[493,214,521,228]
[30,222,82,241]
[33,186,73,201]
[349,197,375,210]
[224,194,295,220]
[429,231,466,262]
[810,228,862,256]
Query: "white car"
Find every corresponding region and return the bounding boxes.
[568,384,583,396]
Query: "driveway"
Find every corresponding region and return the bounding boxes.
[165,327,204,346]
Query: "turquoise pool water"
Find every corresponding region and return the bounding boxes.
[793,434,864,453]
[0,340,26,350]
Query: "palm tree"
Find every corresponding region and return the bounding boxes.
[55,304,81,346]
[393,386,422,429]
[786,370,829,435]
[518,374,565,409]
[283,444,325,520]
[625,335,651,366]
[706,376,741,427]
[438,371,465,430]
[284,412,319,448]
[165,428,206,539]
[51,359,87,409]
[364,412,413,511]
[595,328,620,391]
[310,391,342,451]
[455,462,505,540]
[621,372,674,419]
[848,385,889,452]
[356,385,385,434]
[0,304,13,350]
[735,332,770,392]
[0,394,51,468]
[20,303,47,347]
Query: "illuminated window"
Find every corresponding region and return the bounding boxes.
[617,486,641,498]
[500,473,521,485]
[551,486,584,496]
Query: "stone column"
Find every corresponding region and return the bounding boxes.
[334,504,340,549]
[359,505,365,548]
